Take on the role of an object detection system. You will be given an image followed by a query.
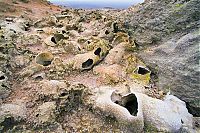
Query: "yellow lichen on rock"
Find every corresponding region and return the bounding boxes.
[131,71,151,85]
[35,52,54,66]
[124,55,151,85]
[72,51,100,70]
[84,37,110,58]
[112,32,130,45]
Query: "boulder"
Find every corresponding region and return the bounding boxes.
[139,31,200,116]
[95,87,193,132]
[126,0,200,116]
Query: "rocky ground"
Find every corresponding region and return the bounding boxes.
[0,0,199,132]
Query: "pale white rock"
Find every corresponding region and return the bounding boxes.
[95,87,144,132]
[138,93,193,132]
[95,86,193,132]
[0,103,27,119]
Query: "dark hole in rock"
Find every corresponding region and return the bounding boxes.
[115,101,119,104]
[87,41,91,44]
[122,94,138,116]
[1,84,8,88]
[111,92,138,116]
[134,40,139,48]
[60,92,68,97]
[1,35,4,39]
[62,30,66,34]
[181,119,184,124]
[37,29,44,32]
[94,48,101,56]
[74,26,78,30]
[82,59,93,69]
[89,107,93,112]
[24,26,29,31]
[25,23,30,27]
[35,76,43,81]
[51,37,57,44]
[105,30,110,35]
[137,67,150,75]
[42,61,52,66]
[113,22,119,33]
[0,117,18,132]
[36,114,39,117]
[0,76,5,80]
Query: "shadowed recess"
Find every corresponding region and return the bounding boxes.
[51,37,56,44]
[94,48,101,56]
[82,59,93,68]
[111,92,138,116]
[0,76,5,80]
[0,117,19,132]
[36,52,54,66]
[122,94,138,116]
[137,67,150,75]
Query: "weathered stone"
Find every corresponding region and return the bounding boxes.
[0,103,27,132]
[139,31,200,116]
[105,42,125,65]
[95,87,144,132]
[93,64,125,84]
[35,102,56,124]
[35,52,54,66]
[126,0,200,116]
[0,71,10,100]
[95,87,193,132]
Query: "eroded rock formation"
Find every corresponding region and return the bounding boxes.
[0,0,199,132]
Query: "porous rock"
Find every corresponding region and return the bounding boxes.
[35,102,56,124]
